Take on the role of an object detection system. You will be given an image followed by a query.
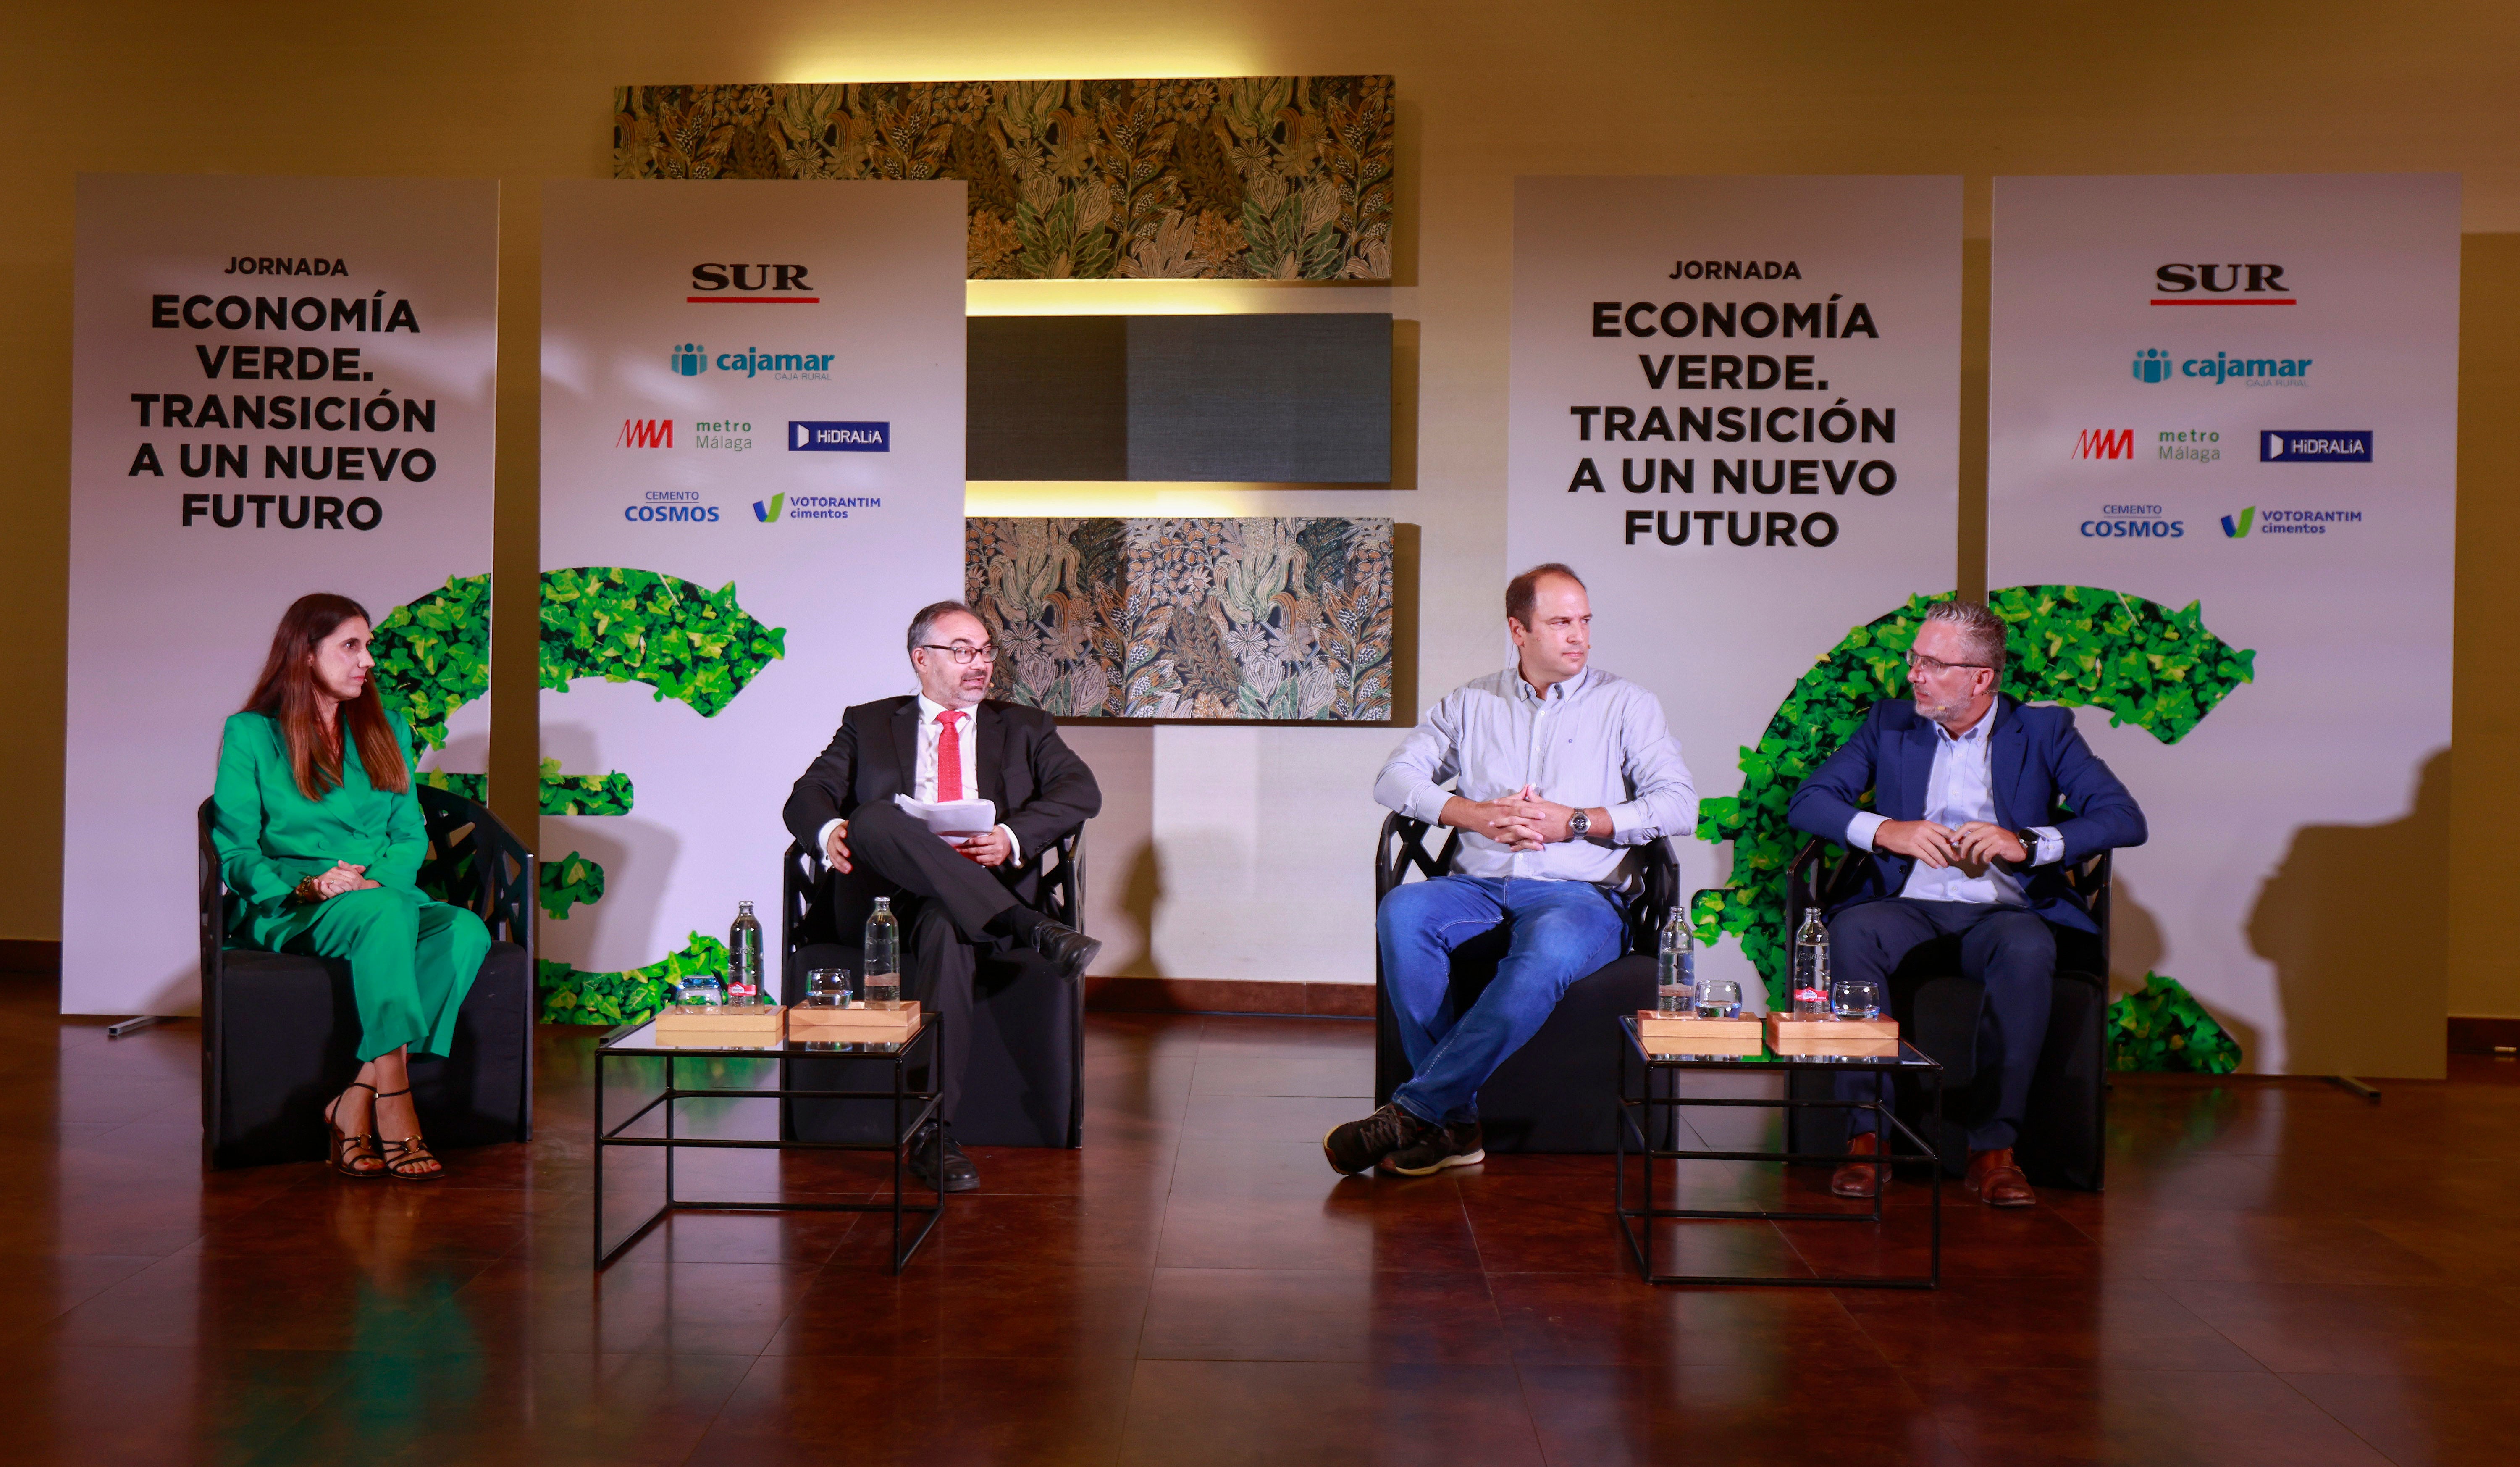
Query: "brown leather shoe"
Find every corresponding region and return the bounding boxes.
[1964,1147,2036,1207]
[1830,1130,1890,1199]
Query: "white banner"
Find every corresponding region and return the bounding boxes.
[1988,174,2459,1076]
[1509,176,1962,1008]
[537,180,966,1023]
[64,176,500,1016]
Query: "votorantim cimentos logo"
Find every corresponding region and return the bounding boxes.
[2221,506,2255,539]
[129,278,436,531]
[752,492,784,523]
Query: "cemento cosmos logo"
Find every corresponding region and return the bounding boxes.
[2082,504,2184,539]
[2260,430,2373,463]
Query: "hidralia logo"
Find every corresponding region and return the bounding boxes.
[2074,429,2134,460]
[2260,430,2373,463]
[790,421,890,452]
[2221,507,2255,539]
[669,344,707,377]
[753,493,785,523]
[617,418,672,448]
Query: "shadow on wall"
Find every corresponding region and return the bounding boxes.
[1113,839,1165,977]
[2106,873,2261,1068]
[2248,746,2451,1079]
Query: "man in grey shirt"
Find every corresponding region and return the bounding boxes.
[1325,563,1696,1177]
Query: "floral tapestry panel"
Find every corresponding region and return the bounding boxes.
[966,518,1394,721]
[614,78,1395,281]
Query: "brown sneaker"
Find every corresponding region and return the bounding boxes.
[1965,1146,2036,1207]
[1323,1103,1433,1176]
[1829,1130,1890,1199]
[1383,1120,1485,1176]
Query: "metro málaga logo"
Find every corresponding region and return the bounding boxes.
[2074,429,2134,460]
[617,418,672,448]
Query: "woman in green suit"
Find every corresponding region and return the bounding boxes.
[211,593,488,1179]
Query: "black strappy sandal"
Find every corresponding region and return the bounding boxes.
[372,1088,445,1180]
[323,1081,385,1179]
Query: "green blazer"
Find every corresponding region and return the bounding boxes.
[210,710,428,950]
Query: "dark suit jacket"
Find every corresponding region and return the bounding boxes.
[1785,695,2146,934]
[782,696,1103,925]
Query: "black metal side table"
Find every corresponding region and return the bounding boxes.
[593,1013,945,1271]
[1614,1015,1944,1289]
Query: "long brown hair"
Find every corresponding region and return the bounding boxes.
[241,593,408,800]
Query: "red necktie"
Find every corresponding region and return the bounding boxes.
[936,710,964,802]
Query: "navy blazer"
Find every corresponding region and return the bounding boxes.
[1785,696,2146,933]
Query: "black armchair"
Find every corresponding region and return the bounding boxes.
[1785,836,2112,1190]
[779,828,1086,1149]
[198,787,538,1169]
[1370,812,1683,1153]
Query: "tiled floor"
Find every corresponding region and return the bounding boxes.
[5,974,2517,1465]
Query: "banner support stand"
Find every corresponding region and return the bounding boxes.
[105,1015,166,1039]
[2325,1074,2381,1103]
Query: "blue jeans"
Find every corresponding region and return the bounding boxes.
[1378,875,1628,1125]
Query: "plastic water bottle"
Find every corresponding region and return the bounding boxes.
[1791,908,1832,1017]
[727,900,765,1005]
[1656,907,1693,1012]
[863,896,901,1008]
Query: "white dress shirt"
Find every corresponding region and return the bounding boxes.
[1375,662,1696,883]
[1843,703,2062,905]
[817,694,1020,863]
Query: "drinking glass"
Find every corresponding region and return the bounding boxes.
[1831,975,1884,1021]
[1693,977,1742,1020]
[805,967,853,1008]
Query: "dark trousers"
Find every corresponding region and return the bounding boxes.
[846,802,1022,1127]
[1831,898,2056,1152]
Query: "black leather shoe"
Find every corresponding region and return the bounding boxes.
[1026,918,1103,984]
[906,1120,979,1193]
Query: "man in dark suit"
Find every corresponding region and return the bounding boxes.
[783,599,1102,1191]
[1788,599,2145,1207]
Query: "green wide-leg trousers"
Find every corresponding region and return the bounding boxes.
[283,887,490,1061]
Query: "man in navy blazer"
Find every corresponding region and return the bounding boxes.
[1788,600,2145,1207]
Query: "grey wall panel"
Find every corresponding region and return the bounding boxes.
[1125,314,1392,484]
[966,316,1128,481]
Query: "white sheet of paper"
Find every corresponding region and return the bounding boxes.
[892,794,998,839]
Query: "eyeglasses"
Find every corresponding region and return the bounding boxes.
[917,642,997,665]
[1905,651,1991,677]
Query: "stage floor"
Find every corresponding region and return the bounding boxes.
[6,973,2516,1465]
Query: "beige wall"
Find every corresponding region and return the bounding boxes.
[8,3,2518,1038]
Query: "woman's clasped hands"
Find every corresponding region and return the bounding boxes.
[293,861,377,904]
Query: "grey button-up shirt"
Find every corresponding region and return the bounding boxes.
[1374,663,1697,882]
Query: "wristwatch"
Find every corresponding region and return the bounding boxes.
[1568,810,1592,839]
[2012,829,2041,866]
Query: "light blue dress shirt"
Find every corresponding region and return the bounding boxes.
[1843,703,2063,905]
[1374,663,1697,883]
